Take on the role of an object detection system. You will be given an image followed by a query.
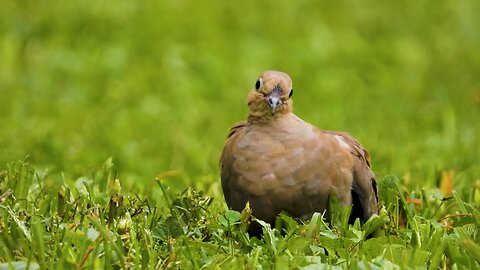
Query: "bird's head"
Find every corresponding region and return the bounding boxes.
[247,70,293,120]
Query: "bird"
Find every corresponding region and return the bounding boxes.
[220,70,378,234]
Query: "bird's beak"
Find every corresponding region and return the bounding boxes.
[267,93,282,113]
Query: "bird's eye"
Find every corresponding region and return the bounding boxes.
[289,88,293,98]
[255,78,262,91]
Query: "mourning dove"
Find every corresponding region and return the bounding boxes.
[220,70,378,233]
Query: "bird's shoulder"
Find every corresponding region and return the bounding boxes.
[322,129,372,168]
[220,120,247,168]
[226,120,247,139]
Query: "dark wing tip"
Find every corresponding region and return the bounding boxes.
[371,177,378,203]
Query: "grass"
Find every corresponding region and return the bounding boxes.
[0,0,479,269]
[0,160,479,269]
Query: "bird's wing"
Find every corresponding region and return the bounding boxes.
[220,121,249,210]
[325,130,378,221]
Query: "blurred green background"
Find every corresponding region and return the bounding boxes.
[1,1,479,194]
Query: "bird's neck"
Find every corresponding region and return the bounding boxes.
[247,112,294,126]
[246,113,312,141]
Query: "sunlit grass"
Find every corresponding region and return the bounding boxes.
[0,160,479,268]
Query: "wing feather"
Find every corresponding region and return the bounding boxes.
[325,130,378,221]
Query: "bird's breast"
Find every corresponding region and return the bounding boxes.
[232,121,342,199]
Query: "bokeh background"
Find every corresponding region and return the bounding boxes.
[1,1,479,195]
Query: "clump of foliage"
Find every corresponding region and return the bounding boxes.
[0,159,478,269]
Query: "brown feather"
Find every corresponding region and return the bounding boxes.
[220,70,378,233]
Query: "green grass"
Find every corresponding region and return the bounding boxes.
[0,160,479,269]
[0,0,479,268]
